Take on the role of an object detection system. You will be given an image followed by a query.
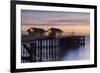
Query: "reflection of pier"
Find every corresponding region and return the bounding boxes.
[21,27,85,63]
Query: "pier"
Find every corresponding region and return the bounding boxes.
[21,35,85,63]
[21,27,85,63]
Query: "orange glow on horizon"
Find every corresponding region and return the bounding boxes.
[21,24,90,35]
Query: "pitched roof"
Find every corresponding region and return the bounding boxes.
[47,28,63,32]
[27,27,45,32]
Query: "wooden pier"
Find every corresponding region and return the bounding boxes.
[21,35,85,63]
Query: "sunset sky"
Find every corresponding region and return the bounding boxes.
[21,10,90,35]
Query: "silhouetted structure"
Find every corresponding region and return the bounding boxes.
[21,28,85,63]
[47,28,63,38]
[21,28,63,63]
[27,27,45,38]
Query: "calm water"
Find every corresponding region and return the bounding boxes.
[61,36,90,60]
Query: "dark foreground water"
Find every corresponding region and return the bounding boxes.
[61,36,90,61]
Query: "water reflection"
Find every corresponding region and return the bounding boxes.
[61,36,90,60]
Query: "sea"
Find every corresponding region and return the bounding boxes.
[61,36,90,61]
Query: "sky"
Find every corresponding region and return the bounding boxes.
[21,10,90,35]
